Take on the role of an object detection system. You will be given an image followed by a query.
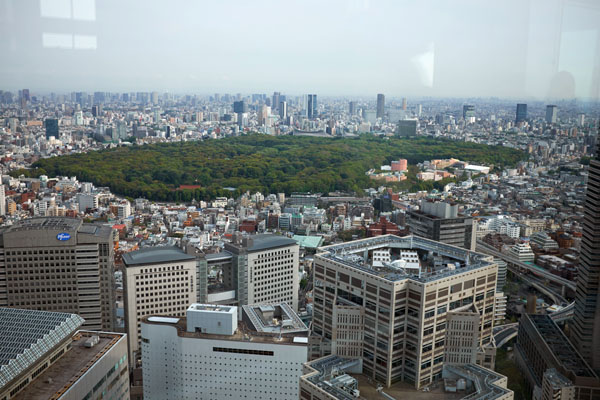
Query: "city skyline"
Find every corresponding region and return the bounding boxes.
[1,0,599,99]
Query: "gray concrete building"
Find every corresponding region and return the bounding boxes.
[407,200,476,251]
[311,235,497,389]
[515,313,600,399]
[0,217,116,331]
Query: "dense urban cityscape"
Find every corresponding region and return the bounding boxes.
[0,86,598,400]
[1,0,600,399]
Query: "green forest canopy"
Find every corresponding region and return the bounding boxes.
[15,134,526,201]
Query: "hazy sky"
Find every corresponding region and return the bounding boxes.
[1,0,600,99]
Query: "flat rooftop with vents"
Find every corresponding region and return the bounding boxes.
[122,245,196,266]
[317,234,494,283]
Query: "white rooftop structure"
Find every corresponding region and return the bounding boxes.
[186,304,237,335]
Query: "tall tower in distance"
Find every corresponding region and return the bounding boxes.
[349,101,357,116]
[376,93,385,119]
[516,103,527,123]
[402,97,407,110]
[44,118,59,139]
[272,92,280,112]
[279,101,287,120]
[463,104,475,120]
[307,94,317,119]
[572,135,600,369]
[546,105,558,123]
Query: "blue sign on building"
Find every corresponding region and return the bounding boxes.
[56,232,71,241]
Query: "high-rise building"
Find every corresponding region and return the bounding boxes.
[545,105,558,124]
[407,200,476,250]
[141,303,308,400]
[74,110,83,125]
[516,103,528,123]
[116,121,127,139]
[8,117,17,133]
[0,184,5,216]
[310,235,498,389]
[151,91,159,105]
[396,119,417,136]
[279,100,287,120]
[516,313,600,398]
[91,104,102,117]
[463,104,475,120]
[233,100,248,128]
[572,139,600,369]
[222,233,300,310]
[349,101,357,116]
[376,93,385,119]
[402,97,407,110]
[233,100,247,113]
[258,105,270,126]
[93,91,106,104]
[0,308,129,400]
[272,91,280,111]
[122,246,197,363]
[44,118,59,139]
[416,104,422,117]
[307,94,317,119]
[21,88,30,102]
[0,217,116,331]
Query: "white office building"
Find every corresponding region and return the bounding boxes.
[141,303,309,400]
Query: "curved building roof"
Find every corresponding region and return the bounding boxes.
[122,245,196,266]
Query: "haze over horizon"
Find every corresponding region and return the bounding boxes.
[1,0,600,100]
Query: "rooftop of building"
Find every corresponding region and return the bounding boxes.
[4,217,82,232]
[204,251,232,262]
[528,314,596,378]
[243,303,308,334]
[443,363,512,400]
[317,235,494,283]
[0,217,113,240]
[302,356,507,400]
[226,234,297,253]
[12,331,126,400]
[122,245,196,266]
[544,368,573,390]
[142,304,308,346]
[292,235,324,249]
[0,308,84,390]
[188,304,235,314]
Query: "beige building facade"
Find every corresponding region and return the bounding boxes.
[122,246,196,363]
[311,235,497,389]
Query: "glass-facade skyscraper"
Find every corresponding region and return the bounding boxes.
[44,118,59,139]
[572,137,600,369]
[376,93,385,119]
[307,94,317,119]
[515,103,527,123]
